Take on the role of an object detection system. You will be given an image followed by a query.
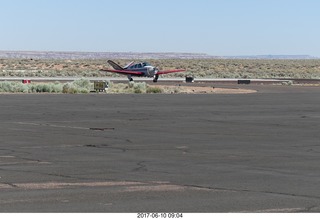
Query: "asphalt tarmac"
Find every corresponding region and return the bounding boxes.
[0,84,320,212]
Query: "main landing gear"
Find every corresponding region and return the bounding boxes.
[128,76,133,81]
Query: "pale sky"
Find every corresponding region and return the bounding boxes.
[1,0,319,56]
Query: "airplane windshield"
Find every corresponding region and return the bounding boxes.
[142,62,151,67]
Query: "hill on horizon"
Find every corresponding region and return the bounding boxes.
[0,50,318,60]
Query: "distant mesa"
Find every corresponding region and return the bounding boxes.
[0,51,317,60]
[0,51,214,59]
[225,55,317,60]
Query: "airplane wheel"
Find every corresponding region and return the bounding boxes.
[129,78,133,82]
[153,75,159,83]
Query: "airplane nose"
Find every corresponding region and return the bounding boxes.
[147,66,159,76]
[147,66,154,73]
[153,67,159,74]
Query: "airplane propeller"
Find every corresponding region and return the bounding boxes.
[147,66,159,75]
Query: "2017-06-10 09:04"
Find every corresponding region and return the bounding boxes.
[137,213,183,218]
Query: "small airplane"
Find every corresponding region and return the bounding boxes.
[100,60,185,82]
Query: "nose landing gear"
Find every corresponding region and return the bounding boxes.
[153,74,159,83]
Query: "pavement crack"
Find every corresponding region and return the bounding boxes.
[46,173,87,180]
[83,144,127,152]
[1,182,18,188]
[183,184,320,200]
[133,161,148,172]
[89,127,115,131]
[84,144,109,148]
[0,168,88,181]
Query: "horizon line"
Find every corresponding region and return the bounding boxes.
[0,50,318,59]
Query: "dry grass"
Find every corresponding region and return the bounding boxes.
[1,58,320,79]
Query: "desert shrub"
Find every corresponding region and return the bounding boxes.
[2,58,320,79]
[41,84,52,93]
[51,82,63,93]
[73,78,91,89]
[31,84,48,93]
[107,82,127,93]
[161,86,182,94]
[133,82,147,93]
[0,81,14,92]
[128,81,135,89]
[62,83,77,94]
[76,79,91,93]
[281,80,293,86]
[0,81,28,93]
[107,82,147,94]
[0,78,92,94]
[12,83,29,93]
[146,86,163,93]
[62,78,91,93]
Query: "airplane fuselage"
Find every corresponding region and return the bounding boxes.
[126,62,157,78]
[101,60,185,82]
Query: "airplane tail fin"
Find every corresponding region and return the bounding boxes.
[107,60,124,70]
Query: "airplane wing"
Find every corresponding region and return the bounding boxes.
[100,69,144,75]
[156,69,185,75]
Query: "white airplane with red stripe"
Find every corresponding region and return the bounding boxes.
[100,60,185,82]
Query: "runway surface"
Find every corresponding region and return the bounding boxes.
[0,85,320,212]
[0,76,292,84]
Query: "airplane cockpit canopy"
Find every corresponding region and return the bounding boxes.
[142,62,151,67]
[130,62,151,69]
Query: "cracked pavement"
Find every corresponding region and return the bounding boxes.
[0,85,320,212]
